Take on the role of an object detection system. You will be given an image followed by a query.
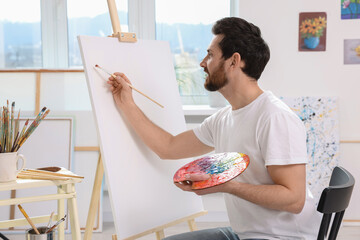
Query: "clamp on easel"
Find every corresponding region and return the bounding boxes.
[107,0,137,42]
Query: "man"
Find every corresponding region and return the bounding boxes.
[107,17,321,240]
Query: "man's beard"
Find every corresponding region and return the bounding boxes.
[204,61,228,92]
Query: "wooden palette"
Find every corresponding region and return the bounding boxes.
[173,152,250,189]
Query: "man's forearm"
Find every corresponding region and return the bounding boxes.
[223,181,305,214]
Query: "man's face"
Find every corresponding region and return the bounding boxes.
[200,35,228,92]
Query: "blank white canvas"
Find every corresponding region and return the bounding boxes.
[78,35,204,239]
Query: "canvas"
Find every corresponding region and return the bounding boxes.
[344,39,360,64]
[298,12,327,52]
[281,97,339,201]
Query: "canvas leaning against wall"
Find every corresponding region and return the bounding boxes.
[298,12,327,52]
[344,39,360,64]
[281,97,339,201]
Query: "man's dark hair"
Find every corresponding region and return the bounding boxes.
[212,17,270,80]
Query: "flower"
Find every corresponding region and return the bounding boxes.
[355,45,360,56]
[300,16,327,39]
[343,0,351,8]
[300,19,312,34]
[314,16,326,28]
[308,22,321,35]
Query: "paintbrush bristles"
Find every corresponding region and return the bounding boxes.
[95,65,116,78]
[0,101,49,153]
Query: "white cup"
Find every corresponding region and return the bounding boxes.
[0,152,26,182]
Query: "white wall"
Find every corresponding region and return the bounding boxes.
[239,0,360,223]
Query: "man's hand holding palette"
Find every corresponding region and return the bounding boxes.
[173,152,250,189]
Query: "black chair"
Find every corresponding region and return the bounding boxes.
[317,166,355,240]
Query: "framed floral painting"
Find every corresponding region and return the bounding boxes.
[344,39,360,64]
[298,12,327,52]
[341,0,360,19]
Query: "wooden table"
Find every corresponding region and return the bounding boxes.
[0,169,82,240]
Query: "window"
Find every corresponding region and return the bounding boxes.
[0,0,41,68]
[155,0,231,104]
[1,0,238,106]
[67,0,128,67]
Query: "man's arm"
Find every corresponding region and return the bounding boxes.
[177,164,306,214]
[108,72,214,159]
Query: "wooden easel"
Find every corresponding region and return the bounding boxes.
[83,0,206,239]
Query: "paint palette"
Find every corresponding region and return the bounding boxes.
[173,152,250,189]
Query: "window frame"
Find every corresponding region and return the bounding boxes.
[41,0,239,68]
[41,0,69,68]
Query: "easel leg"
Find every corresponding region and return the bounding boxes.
[187,219,197,231]
[84,153,104,240]
[57,185,65,240]
[66,183,81,240]
[156,230,165,240]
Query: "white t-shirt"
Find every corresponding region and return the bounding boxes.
[193,91,322,240]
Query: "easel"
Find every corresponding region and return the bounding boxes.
[83,0,207,239]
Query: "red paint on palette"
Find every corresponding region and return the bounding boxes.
[173,152,250,189]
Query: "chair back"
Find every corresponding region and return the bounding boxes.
[317,166,355,240]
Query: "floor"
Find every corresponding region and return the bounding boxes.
[4,221,360,239]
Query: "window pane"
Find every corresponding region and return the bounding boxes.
[67,0,128,67]
[0,0,41,68]
[156,0,230,105]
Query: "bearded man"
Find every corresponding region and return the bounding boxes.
[107,17,321,240]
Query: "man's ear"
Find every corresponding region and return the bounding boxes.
[230,52,244,68]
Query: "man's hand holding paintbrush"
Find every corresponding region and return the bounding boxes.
[95,65,163,108]
[107,72,137,111]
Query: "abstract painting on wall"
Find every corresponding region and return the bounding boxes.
[299,12,327,52]
[281,97,339,201]
[344,39,360,64]
[341,0,360,19]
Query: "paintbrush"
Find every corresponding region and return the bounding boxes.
[12,119,29,152]
[94,64,164,108]
[45,215,66,234]
[21,169,84,179]
[10,102,14,151]
[14,110,20,140]
[16,109,50,151]
[18,204,40,234]
[11,132,19,152]
[46,212,54,230]
[17,171,71,181]
[0,231,9,240]
[6,102,8,151]
[22,107,46,139]
[4,107,9,152]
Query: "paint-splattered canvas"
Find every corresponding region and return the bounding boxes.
[344,39,360,64]
[299,12,327,52]
[173,152,250,189]
[281,97,339,201]
[341,0,360,20]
